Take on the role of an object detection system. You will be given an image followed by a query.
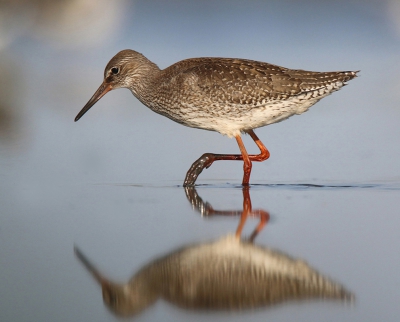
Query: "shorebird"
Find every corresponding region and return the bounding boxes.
[75,50,358,186]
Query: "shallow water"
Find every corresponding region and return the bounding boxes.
[1,1,400,321]
[2,177,400,321]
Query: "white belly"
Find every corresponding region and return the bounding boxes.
[185,94,324,137]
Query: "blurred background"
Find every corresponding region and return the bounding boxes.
[1,1,400,321]
[1,0,399,184]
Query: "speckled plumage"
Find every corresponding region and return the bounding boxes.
[102,50,357,137]
[75,49,358,185]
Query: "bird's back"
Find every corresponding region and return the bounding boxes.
[148,57,358,136]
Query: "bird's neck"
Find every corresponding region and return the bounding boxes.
[128,60,161,107]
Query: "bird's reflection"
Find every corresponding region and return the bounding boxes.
[75,187,353,317]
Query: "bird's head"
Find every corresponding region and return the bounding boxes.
[74,49,157,122]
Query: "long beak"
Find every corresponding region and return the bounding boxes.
[74,83,112,122]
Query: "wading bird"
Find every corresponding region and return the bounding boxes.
[75,50,357,185]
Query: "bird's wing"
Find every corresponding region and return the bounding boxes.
[176,58,355,107]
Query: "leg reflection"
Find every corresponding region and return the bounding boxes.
[184,186,270,242]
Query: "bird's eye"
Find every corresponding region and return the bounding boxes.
[111,67,119,75]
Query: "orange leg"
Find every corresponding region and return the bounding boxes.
[183,129,270,186]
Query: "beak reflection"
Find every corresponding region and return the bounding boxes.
[75,187,354,317]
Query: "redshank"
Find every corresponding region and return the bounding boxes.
[75,50,358,186]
